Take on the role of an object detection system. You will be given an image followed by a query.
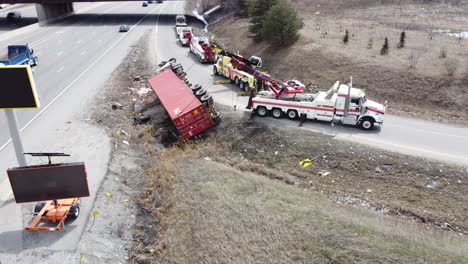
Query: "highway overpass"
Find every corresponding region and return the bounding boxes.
[0,0,176,23]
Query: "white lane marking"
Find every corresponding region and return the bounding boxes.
[57,66,64,73]
[154,0,166,62]
[26,2,129,48]
[57,51,64,56]
[80,51,86,56]
[0,4,163,153]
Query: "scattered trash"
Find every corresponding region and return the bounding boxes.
[111,103,123,110]
[121,130,129,136]
[367,189,372,193]
[66,121,72,124]
[134,99,144,113]
[137,87,152,96]
[115,131,121,138]
[375,166,382,173]
[299,158,311,168]
[133,76,142,82]
[122,140,130,145]
[315,11,320,15]
[92,211,99,217]
[137,113,151,123]
[105,192,112,197]
[204,157,212,161]
[256,149,265,153]
[123,198,129,202]
[457,180,462,183]
[319,170,330,177]
[275,151,278,155]
[426,180,438,189]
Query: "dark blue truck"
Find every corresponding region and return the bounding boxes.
[0,45,38,66]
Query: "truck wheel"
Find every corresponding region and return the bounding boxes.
[68,203,80,220]
[234,77,239,85]
[169,58,176,63]
[287,110,298,120]
[190,84,202,93]
[195,88,207,98]
[272,108,283,119]
[240,81,248,91]
[33,202,46,216]
[256,106,267,117]
[201,94,213,105]
[359,117,375,130]
[213,66,218,75]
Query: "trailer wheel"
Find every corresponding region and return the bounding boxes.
[272,108,283,119]
[195,88,207,98]
[190,84,202,93]
[33,202,46,216]
[213,66,218,75]
[287,110,298,120]
[201,94,214,106]
[359,117,375,130]
[234,76,239,85]
[256,106,268,117]
[68,203,80,220]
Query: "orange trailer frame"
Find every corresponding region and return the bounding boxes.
[26,198,80,231]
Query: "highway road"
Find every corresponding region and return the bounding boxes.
[0,0,467,260]
[0,0,185,257]
[0,3,95,35]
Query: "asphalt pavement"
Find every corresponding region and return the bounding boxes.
[0,0,185,255]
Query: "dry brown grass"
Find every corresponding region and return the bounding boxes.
[134,151,468,263]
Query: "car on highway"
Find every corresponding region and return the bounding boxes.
[6,11,21,21]
[142,2,148,7]
[0,4,7,9]
[119,25,129,32]
[148,0,153,3]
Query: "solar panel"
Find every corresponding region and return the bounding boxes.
[0,65,40,109]
[7,162,90,203]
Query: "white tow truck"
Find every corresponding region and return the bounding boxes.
[189,36,217,63]
[176,27,193,46]
[252,78,385,130]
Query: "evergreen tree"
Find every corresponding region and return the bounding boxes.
[238,0,250,17]
[262,1,304,45]
[248,0,278,40]
[380,37,389,55]
[398,31,406,48]
[343,29,349,44]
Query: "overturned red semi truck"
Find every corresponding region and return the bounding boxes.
[148,67,220,140]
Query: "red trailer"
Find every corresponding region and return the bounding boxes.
[148,68,218,140]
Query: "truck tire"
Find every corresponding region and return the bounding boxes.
[213,66,218,75]
[68,203,80,220]
[272,108,283,119]
[190,84,202,93]
[169,58,176,63]
[240,81,247,91]
[33,202,46,216]
[195,88,207,98]
[234,76,239,85]
[201,94,214,106]
[256,106,267,117]
[359,117,375,130]
[287,110,298,120]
